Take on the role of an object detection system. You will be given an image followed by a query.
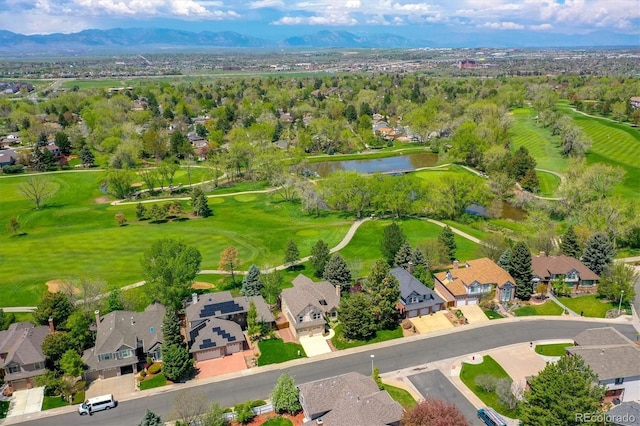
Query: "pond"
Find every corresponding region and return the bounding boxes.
[307,152,439,177]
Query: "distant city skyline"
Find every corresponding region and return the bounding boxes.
[2,0,638,46]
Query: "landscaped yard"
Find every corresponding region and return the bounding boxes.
[0,400,9,418]
[535,343,573,356]
[557,295,620,318]
[258,338,306,365]
[459,355,518,418]
[383,384,416,410]
[41,396,69,410]
[261,418,294,426]
[139,372,167,390]
[331,324,403,350]
[513,300,564,316]
[484,310,504,320]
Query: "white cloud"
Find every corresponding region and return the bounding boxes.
[530,23,553,31]
[274,13,358,26]
[249,0,284,8]
[481,21,525,30]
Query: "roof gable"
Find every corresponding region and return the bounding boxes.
[0,322,49,367]
[531,255,599,281]
[281,274,339,317]
[94,303,165,355]
[434,257,515,296]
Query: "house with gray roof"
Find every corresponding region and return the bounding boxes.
[567,327,640,403]
[0,322,49,390]
[298,372,403,426]
[390,267,446,318]
[532,254,599,295]
[281,274,339,338]
[606,401,640,426]
[82,303,165,380]
[185,292,274,361]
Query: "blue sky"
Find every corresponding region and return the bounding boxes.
[2,0,638,40]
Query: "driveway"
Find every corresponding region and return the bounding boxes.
[458,305,490,325]
[85,374,135,401]
[410,311,454,334]
[299,334,332,357]
[6,387,44,418]
[195,350,251,379]
[488,344,548,388]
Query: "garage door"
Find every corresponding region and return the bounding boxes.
[408,310,418,318]
[467,298,478,305]
[102,368,118,379]
[11,379,28,391]
[196,348,223,361]
[457,299,467,307]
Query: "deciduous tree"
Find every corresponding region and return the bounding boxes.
[136,202,147,220]
[284,239,300,269]
[106,168,134,199]
[598,262,637,306]
[310,239,330,277]
[18,176,54,210]
[271,372,302,414]
[260,270,282,305]
[66,311,92,351]
[402,398,470,426]
[510,242,533,300]
[60,349,84,378]
[42,331,76,371]
[219,246,240,283]
[7,216,20,236]
[34,291,74,330]
[323,253,352,289]
[365,260,400,330]
[582,232,615,276]
[107,288,124,312]
[170,390,208,426]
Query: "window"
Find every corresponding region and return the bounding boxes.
[117,349,133,359]
[312,312,322,320]
[298,316,304,323]
[409,296,419,304]
[7,365,20,374]
[615,378,624,385]
[98,353,114,362]
[33,362,44,370]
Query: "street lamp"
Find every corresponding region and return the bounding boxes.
[618,290,624,316]
[370,354,375,375]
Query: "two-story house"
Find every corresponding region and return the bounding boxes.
[390,267,446,317]
[185,292,274,361]
[531,254,599,295]
[567,327,640,403]
[82,303,165,380]
[0,322,50,390]
[434,258,516,307]
[281,274,339,338]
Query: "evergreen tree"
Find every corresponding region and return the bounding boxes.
[510,242,533,300]
[497,248,511,270]
[80,145,95,167]
[271,372,302,414]
[136,202,147,220]
[520,167,540,192]
[520,355,605,426]
[138,410,163,426]
[246,301,261,341]
[162,308,184,348]
[368,272,400,330]
[339,293,376,341]
[190,187,212,217]
[323,253,352,289]
[560,226,582,259]
[240,264,262,296]
[582,232,615,276]
[438,226,457,261]
[162,344,193,382]
[410,247,428,269]
[284,239,300,269]
[381,222,406,264]
[393,241,414,268]
[107,288,124,312]
[310,239,330,277]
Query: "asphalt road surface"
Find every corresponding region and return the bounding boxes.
[409,370,484,426]
[17,320,637,426]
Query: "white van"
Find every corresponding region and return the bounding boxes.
[78,394,117,415]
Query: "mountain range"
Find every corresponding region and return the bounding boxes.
[0,28,637,57]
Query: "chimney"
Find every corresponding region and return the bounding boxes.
[48,317,55,333]
[335,285,341,299]
[407,261,414,274]
[192,292,198,305]
[131,316,135,326]
[453,260,459,269]
[540,251,546,257]
[94,310,100,325]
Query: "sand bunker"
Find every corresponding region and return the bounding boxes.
[94,196,111,204]
[46,279,80,294]
[191,281,215,289]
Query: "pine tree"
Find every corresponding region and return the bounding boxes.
[80,145,94,168]
[271,372,302,414]
[381,222,406,264]
[162,344,193,382]
[560,226,582,259]
[240,265,262,296]
[339,292,376,341]
[365,260,400,329]
[138,410,163,426]
[323,253,352,289]
[410,247,428,269]
[510,242,533,300]
[582,232,615,276]
[190,187,212,217]
[136,202,147,220]
[310,239,330,277]
[284,239,300,269]
[162,308,184,348]
[393,241,414,268]
[498,248,511,270]
[438,226,457,261]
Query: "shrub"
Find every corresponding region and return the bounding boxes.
[139,370,147,378]
[475,375,497,392]
[234,402,255,425]
[250,400,267,408]
[401,319,413,330]
[148,363,162,375]
[496,378,518,410]
[2,164,24,174]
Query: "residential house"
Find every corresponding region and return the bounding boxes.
[630,97,640,109]
[390,266,446,318]
[297,372,404,426]
[0,322,50,390]
[531,254,599,295]
[281,274,339,338]
[185,292,274,361]
[434,258,516,307]
[606,401,640,426]
[82,303,165,380]
[568,327,640,403]
[0,150,16,168]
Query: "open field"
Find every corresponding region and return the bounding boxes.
[510,108,568,173]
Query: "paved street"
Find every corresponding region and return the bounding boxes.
[11,319,637,426]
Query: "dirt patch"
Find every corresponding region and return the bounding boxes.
[46,279,80,294]
[131,182,144,188]
[94,196,111,204]
[191,281,215,289]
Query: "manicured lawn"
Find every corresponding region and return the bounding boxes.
[0,400,9,418]
[459,355,518,418]
[258,338,306,366]
[383,384,417,410]
[535,170,561,198]
[484,310,504,320]
[262,418,294,426]
[0,171,352,306]
[510,108,568,173]
[557,295,619,318]
[41,396,69,410]
[535,343,573,356]
[513,300,564,316]
[139,372,167,390]
[331,324,403,350]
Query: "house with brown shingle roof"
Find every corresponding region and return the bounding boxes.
[298,372,403,426]
[281,274,339,338]
[531,254,599,295]
[434,258,516,307]
[0,322,49,390]
[567,327,640,403]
